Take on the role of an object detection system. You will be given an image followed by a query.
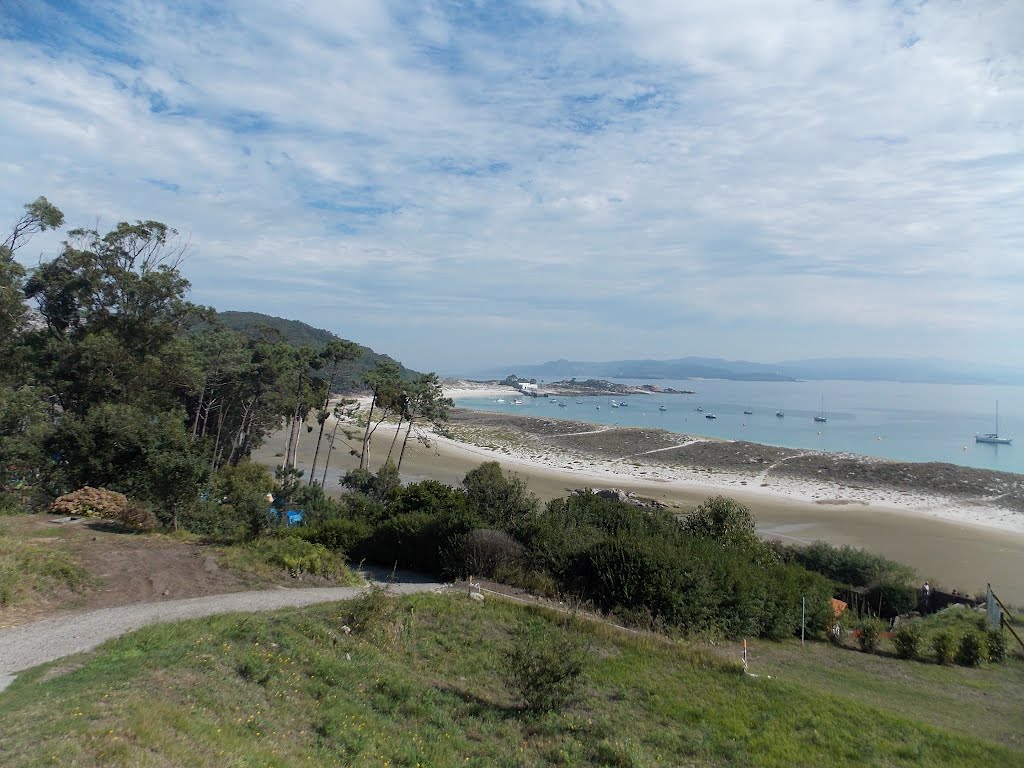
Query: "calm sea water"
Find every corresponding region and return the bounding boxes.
[454,379,1023,476]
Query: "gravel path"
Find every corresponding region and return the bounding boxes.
[0,578,445,693]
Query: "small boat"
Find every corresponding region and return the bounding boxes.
[558,401,568,407]
[512,399,523,405]
[696,406,704,412]
[743,400,753,415]
[776,411,784,418]
[813,396,827,423]
[595,405,600,410]
[575,398,583,404]
[659,405,667,412]
[610,401,619,408]
[705,413,717,419]
[976,401,1013,444]
[620,401,628,407]
[496,398,505,403]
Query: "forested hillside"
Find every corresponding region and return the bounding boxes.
[0,196,446,525]
[214,310,420,389]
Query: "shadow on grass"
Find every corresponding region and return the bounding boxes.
[432,682,525,720]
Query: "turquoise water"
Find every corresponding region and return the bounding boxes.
[454,379,1023,475]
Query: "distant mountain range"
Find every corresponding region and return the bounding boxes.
[464,356,1024,385]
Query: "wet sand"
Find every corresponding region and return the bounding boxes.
[252,411,1024,604]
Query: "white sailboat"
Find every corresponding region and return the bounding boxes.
[813,396,827,423]
[976,401,1012,445]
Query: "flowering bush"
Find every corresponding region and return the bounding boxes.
[49,486,155,529]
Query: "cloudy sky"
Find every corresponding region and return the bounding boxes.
[2,1,1022,374]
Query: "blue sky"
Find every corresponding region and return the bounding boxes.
[2,0,1022,374]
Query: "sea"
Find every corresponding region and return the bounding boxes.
[453,379,1024,476]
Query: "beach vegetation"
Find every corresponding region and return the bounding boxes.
[501,617,589,712]
[932,630,957,665]
[462,460,538,529]
[893,619,925,659]
[855,617,885,653]
[987,628,1008,662]
[769,539,916,589]
[956,631,988,667]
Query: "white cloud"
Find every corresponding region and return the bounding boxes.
[1,0,1021,372]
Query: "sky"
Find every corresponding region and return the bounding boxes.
[2,0,1022,375]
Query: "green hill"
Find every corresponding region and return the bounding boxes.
[1,593,1020,766]
[215,310,421,389]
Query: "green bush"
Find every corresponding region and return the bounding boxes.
[232,536,348,578]
[956,632,988,667]
[462,461,538,531]
[856,618,885,654]
[892,620,924,659]
[177,501,250,540]
[771,540,915,589]
[866,580,918,619]
[987,628,1008,663]
[297,518,372,557]
[502,619,587,713]
[463,528,524,579]
[932,630,957,665]
[339,585,403,647]
[363,509,480,577]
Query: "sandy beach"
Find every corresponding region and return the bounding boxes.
[252,384,1024,604]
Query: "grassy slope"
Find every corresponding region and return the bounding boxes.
[0,520,90,609]
[1,593,1021,767]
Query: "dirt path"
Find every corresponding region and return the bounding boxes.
[0,578,445,693]
[0,514,448,692]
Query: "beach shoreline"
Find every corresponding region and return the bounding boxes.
[251,386,1024,601]
[440,385,1024,536]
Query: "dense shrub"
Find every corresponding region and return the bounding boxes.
[987,629,1008,663]
[51,404,208,517]
[866,580,919,619]
[577,532,832,639]
[396,480,468,518]
[207,461,276,539]
[856,618,885,654]
[956,632,988,667]
[932,630,956,665]
[296,518,373,557]
[177,501,252,540]
[290,483,348,526]
[771,540,915,589]
[684,495,756,542]
[50,486,129,519]
[341,492,389,527]
[341,461,401,505]
[462,461,537,530]
[241,536,346,578]
[502,619,588,713]
[363,509,480,577]
[463,528,524,578]
[893,620,924,659]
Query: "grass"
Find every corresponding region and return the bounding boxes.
[218,534,361,583]
[1,592,1021,766]
[0,523,91,607]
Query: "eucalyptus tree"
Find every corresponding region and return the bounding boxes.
[357,359,403,470]
[395,373,453,471]
[23,220,199,416]
[308,338,361,485]
[1,197,64,381]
